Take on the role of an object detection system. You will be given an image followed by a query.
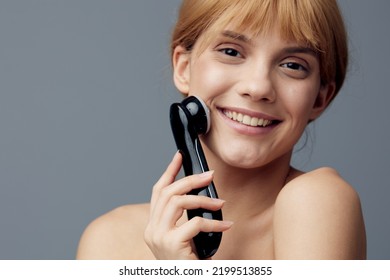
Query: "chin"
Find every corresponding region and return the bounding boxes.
[216,146,267,169]
[202,135,281,170]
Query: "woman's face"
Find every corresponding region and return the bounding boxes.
[173,25,335,169]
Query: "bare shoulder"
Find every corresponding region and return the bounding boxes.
[76,203,154,259]
[273,167,366,259]
[280,167,360,205]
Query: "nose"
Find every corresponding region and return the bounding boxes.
[235,62,276,103]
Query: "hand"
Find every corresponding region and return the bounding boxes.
[144,152,232,259]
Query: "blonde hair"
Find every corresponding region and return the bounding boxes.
[171,0,348,99]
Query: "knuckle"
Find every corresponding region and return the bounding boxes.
[151,183,161,193]
[185,174,200,186]
[191,216,203,227]
[158,187,171,200]
[169,195,182,207]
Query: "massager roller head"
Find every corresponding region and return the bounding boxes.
[181,96,210,135]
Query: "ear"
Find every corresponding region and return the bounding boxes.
[309,82,336,121]
[172,45,191,95]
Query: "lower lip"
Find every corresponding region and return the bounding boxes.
[217,109,279,136]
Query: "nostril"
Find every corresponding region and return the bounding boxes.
[237,76,276,103]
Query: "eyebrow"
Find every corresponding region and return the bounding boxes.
[221,30,318,57]
[221,30,250,43]
[283,47,318,56]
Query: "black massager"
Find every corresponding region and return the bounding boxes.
[169,96,223,259]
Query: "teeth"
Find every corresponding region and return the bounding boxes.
[242,115,251,125]
[250,117,258,126]
[224,110,274,127]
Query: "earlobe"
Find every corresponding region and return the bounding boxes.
[309,82,336,121]
[172,45,191,95]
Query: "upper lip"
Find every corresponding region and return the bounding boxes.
[218,106,282,122]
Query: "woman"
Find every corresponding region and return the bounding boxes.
[77,0,366,259]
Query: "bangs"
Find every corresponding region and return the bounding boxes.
[199,0,326,54]
[173,0,346,93]
[191,0,339,88]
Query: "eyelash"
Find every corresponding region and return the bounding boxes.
[217,45,310,74]
[220,48,241,57]
[280,62,308,72]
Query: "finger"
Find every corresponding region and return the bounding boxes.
[150,171,214,221]
[150,152,182,211]
[158,171,214,201]
[159,196,225,231]
[176,217,233,242]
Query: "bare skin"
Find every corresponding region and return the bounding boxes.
[77,154,366,260]
[77,25,366,260]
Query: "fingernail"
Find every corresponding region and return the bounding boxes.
[198,170,214,178]
[221,220,234,227]
[211,198,225,203]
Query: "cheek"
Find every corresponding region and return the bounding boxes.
[189,61,233,101]
[282,82,319,120]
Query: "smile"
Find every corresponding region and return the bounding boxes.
[222,109,276,127]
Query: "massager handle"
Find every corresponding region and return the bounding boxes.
[169,103,222,259]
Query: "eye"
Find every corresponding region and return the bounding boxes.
[219,48,242,58]
[280,62,307,72]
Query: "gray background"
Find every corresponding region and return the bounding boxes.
[0,0,388,260]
